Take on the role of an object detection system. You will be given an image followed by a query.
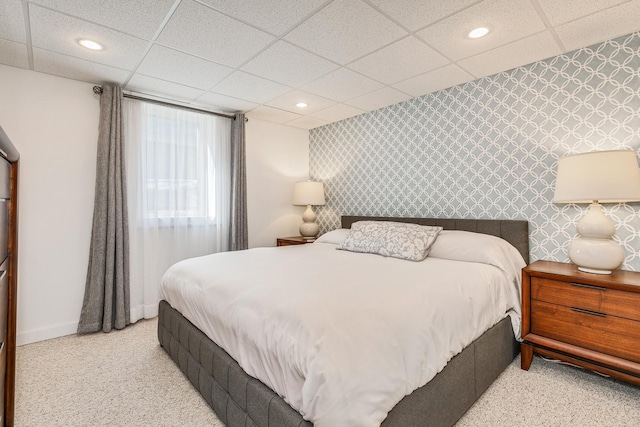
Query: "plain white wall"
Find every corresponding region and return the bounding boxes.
[0,65,311,344]
[246,118,309,248]
[0,65,100,345]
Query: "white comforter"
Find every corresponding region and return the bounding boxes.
[161,242,522,426]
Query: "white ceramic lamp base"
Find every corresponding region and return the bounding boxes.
[569,203,624,274]
[299,204,319,240]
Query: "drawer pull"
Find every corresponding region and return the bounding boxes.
[571,307,607,317]
[570,282,606,292]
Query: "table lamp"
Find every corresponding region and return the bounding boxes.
[293,181,325,240]
[553,150,640,274]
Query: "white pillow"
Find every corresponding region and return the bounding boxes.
[315,228,350,245]
[337,221,442,262]
[428,230,526,282]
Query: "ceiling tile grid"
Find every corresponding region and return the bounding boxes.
[29,5,149,70]
[416,0,547,62]
[195,0,330,36]
[366,0,480,32]
[127,74,205,102]
[300,68,384,103]
[211,71,291,104]
[28,0,177,40]
[156,0,275,67]
[266,89,336,115]
[240,40,338,87]
[33,48,131,84]
[0,0,27,42]
[246,105,302,124]
[554,0,640,52]
[194,92,258,113]
[347,36,450,85]
[392,64,474,97]
[535,0,630,26]
[3,0,640,129]
[136,44,234,90]
[284,0,407,64]
[0,39,29,69]
[457,31,562,80]
[344,86,412,111]
[310,103,366,122]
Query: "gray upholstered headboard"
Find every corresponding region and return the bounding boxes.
[341,216,530,264]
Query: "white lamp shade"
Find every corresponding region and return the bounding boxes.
[293,181,325,206]
[554,150,640,203]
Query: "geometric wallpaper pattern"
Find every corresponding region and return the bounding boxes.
[310,31,640,271]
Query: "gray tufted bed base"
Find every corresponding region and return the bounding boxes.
[158,216,528,426]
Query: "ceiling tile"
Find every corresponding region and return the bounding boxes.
[367,0,479,31]
[554,2,640,52]
[246,106,301,124]
[266,90,335,114]
[344,86,412,112]
[392,64,474,97]
[29,0,176,40]
[457,31,561,79]
[416,0,546,61]
[157,0,274,67]
[29,5,148,70]
[241,41,338,87]
[535,0,628,26]
[310,103,365,122]
[284,0,406,64]
[137,44,233,91]
[284,116,328,130]
[195,93,258,113]
[348,36,449,84]
[300,67,383,102]
[212,71,291,104]
[0,39,29,69]
[126,74,205,102]
[3,0,637,130]
[33,48,130,85]
[196,0,328,36]
[0,1,26,43]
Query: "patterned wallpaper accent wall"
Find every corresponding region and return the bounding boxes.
[309,31,640,271]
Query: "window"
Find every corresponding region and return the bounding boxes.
[125,101,231,226]
[143,112,214,221]
[125,99,232,323]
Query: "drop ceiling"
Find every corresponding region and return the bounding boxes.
[2,0,639,129]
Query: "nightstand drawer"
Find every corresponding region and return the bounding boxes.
[531,277,640,321]
[531,300,640,363]
[277,237,313,246]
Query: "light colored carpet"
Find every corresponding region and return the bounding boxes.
[15,318,640,426]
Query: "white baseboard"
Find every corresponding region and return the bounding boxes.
[17,322,78,346]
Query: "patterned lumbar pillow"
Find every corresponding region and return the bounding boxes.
[337,221,443,261]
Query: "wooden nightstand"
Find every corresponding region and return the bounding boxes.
[276,236,314,247]
[521,260,640,385]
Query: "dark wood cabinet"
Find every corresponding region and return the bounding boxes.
[521,260,640,385]
[0,127,18,427]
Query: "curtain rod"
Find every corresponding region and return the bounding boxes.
[93,86,236,120]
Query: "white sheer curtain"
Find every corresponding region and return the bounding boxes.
[125,99,231,322]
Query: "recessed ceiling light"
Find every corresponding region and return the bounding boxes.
[296,102,308,108]
[467,27,490,39]
[78,39,104,50]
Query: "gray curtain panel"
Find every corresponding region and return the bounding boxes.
[78,85,130,333]
[229,113,248,251]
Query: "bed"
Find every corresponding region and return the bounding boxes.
[158,216,529,426]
